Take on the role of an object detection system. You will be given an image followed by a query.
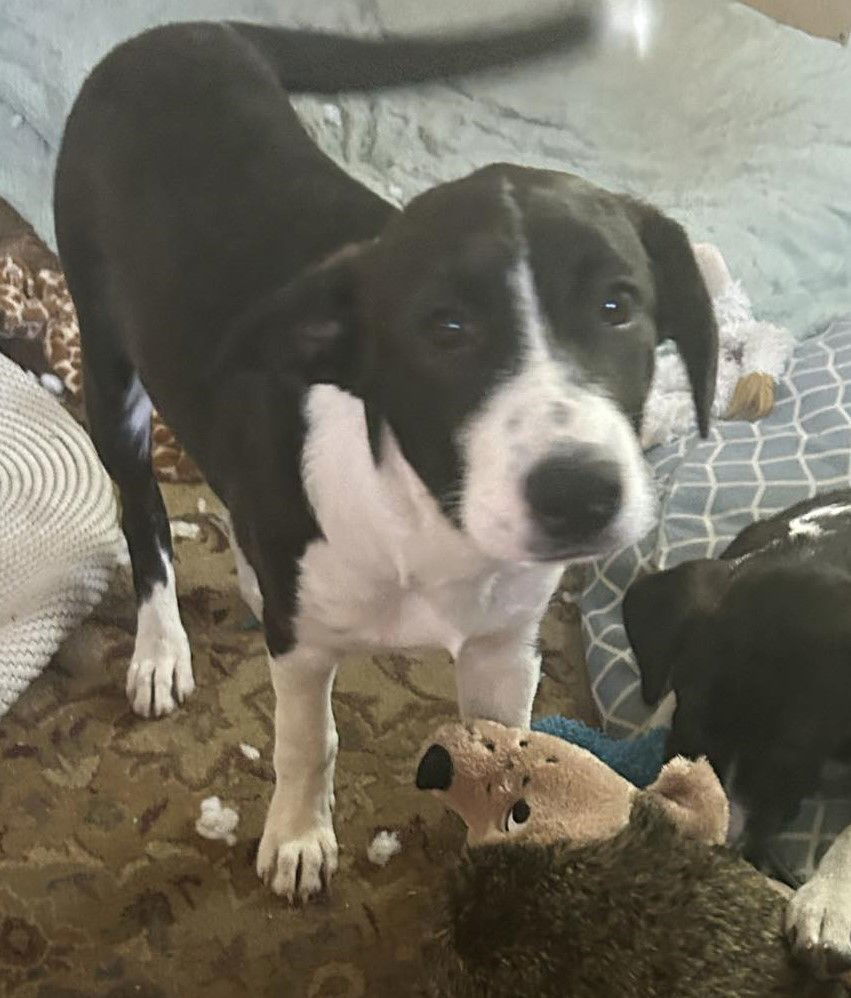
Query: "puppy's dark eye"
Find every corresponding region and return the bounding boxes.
[425,311,477,349]
[505,798,531,832]
[600,290,634,327]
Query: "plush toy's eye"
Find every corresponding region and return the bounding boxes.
[505,798,531,832]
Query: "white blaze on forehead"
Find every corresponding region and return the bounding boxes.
[499,177,548,344]
[504,246,550,364]
[457,181,655,563]
[499,177,565,369]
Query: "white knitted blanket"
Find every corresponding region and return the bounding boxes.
[0,353,120,717]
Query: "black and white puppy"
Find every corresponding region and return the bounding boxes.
[624,490,851,975]
[54,17,717,901]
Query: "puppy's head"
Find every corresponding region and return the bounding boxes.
[260,164,717,563]
[624,559,851,868]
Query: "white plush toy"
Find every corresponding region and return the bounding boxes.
[641,243,794,450]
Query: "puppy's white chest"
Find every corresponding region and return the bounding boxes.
[297,539,554,656]
[296,386,560,655]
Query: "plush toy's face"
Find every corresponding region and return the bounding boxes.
[417,719,730,848]
[417,719,634,845]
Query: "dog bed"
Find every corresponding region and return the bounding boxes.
[580,317,851,881]
[0,0,849,339]
[0,351,120,717]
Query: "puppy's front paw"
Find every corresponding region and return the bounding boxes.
[126,628,194,718]
[786,875,851,979]
[257,805,338,902]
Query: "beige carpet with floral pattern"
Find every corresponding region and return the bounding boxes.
[0,481,594,998]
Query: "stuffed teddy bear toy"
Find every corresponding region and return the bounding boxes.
[414,720,845,998]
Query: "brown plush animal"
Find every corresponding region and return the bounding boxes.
[415,720,845,998]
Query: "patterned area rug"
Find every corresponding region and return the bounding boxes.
[0,482,595,997]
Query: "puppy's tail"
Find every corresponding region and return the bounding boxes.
[228,7,597,95]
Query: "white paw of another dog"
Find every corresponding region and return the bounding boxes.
[257,796,338,901]
[126,627,194,718]
[785,874,851,979]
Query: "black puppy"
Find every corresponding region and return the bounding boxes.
[55,12,717,903]
[624,490,851,974]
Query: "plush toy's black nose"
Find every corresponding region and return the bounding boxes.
[525,450,622,544]
[416,743,454,791]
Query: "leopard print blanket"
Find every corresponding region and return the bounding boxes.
[0,255,200,483]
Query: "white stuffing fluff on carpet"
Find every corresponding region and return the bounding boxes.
[367,830,402,867]
[640,243,794,450]
[195,796,239,846]
[171,519,201,541]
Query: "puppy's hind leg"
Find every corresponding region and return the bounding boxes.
[81,325,193,717]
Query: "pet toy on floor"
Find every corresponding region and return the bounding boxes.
[531,714,666,788]
[415,720,844,998]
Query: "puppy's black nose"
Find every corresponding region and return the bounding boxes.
[416,743,454,791]
[525,451,622,543]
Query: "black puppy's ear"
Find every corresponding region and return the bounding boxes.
[624,200,718,437]
[213,242,371,391]
[622,559,730,704]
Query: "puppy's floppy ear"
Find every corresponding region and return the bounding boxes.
[624,200,718,436]
[213,242,372,391]
[622,559,731,704]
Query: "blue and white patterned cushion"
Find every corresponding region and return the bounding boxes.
[580,318,851,880]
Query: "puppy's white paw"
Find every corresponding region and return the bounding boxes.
[126,629,194,718]
[257,796,338,901]
[786,874,851,978]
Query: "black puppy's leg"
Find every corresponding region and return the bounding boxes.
[82,339,193,717]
